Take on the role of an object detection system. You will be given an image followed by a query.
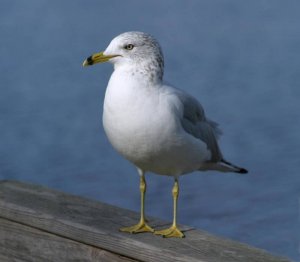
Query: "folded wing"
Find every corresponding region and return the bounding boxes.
[177,90,223,162]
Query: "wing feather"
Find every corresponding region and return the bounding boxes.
[176,90,223,162]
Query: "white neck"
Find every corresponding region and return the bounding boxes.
[112,59,163,86]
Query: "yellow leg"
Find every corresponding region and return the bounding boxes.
[120,173,154,234]
[154,178,185,238]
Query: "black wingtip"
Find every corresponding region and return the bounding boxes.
[236,168,248,174]
[221,159,248,174]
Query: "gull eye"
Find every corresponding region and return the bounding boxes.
[124,44,134,50]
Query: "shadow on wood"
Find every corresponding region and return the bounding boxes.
[0,180,290,262]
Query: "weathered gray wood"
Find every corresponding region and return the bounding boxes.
[0,217,135,262]
[0,180,290,262]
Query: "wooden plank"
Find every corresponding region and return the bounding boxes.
[0,217,135,262]
[0,180,290,262]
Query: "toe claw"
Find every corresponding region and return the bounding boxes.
[120,221,154,234]
[154,225,185,238]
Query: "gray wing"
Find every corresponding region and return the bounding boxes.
[177,91,223,162]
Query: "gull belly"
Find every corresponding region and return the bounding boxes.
[103,71,210,176]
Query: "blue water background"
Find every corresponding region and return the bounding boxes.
[1,1,299,260]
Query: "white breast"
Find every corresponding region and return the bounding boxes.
[102,70,210,176]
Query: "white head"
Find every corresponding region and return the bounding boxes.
[83,31,164,82]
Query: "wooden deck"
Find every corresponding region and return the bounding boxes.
[0,180,290,262]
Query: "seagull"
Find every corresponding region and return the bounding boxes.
[83,31,248,238]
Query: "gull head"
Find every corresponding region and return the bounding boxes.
[83,31,164,81]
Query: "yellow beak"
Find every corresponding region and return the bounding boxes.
[82,52,120,67]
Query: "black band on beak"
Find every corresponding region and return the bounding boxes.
[86,56,94,65]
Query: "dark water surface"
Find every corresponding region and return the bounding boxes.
[1,1,299,260]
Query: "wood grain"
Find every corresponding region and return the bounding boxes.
[0,217,135,262]
[0,180,290,262]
